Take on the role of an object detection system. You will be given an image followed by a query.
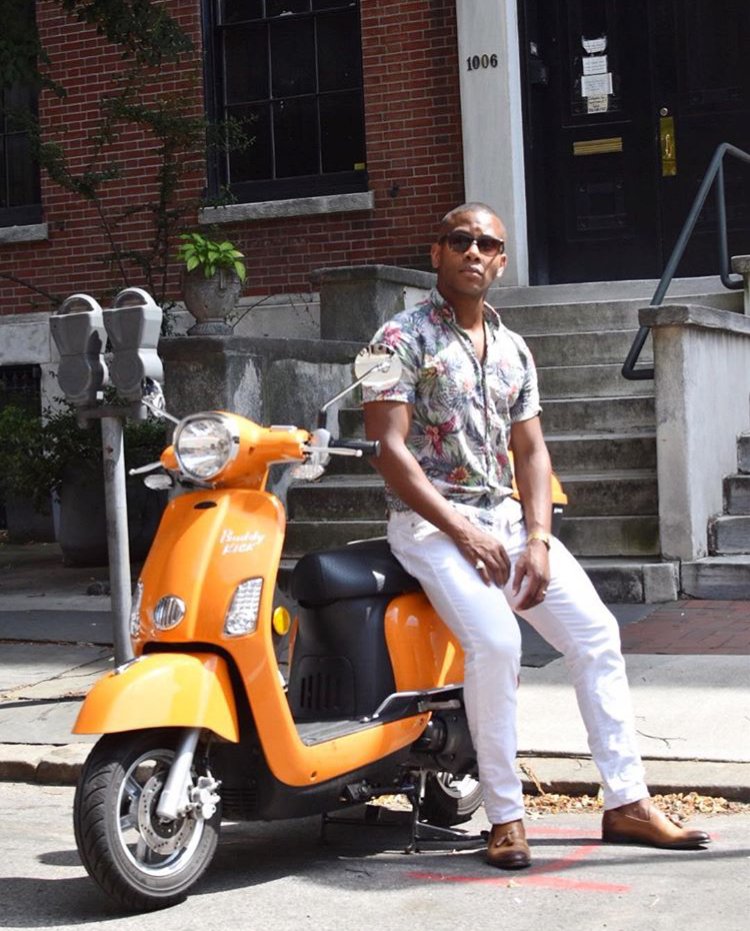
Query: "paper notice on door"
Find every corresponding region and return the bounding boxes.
[586,95,609,114]
[582,35,607,54]
[583,55,608,75]
[581,72,613,97]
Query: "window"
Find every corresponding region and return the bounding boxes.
[208,0,367,202]
[0,83,41,227]
[0,2,41,227]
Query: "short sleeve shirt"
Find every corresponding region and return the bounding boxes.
[362,288,541,511]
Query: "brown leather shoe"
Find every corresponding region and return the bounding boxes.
[602,803,711,850]
[486,819,532,869]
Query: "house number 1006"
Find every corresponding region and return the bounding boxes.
[466,53,499,70]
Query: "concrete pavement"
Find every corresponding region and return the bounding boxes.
[0,541,749,798]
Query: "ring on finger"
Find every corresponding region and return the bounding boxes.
[475,558,486,571]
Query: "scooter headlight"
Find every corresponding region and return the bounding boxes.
[174,413,238,481]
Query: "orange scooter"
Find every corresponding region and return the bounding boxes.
[72,347,567,912]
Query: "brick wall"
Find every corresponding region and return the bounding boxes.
[0,1,464,313]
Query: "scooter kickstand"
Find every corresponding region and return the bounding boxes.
[404,775,485,854]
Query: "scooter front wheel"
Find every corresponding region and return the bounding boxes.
[73,728,221,912]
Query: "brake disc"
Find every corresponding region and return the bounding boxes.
[137,773,196,855]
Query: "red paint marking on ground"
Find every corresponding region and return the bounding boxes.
[407,844,631,895]
[525,826,594,839]
[528,842,599,874]
[407,869,629,894]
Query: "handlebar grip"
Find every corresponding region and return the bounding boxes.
[329,438,381,457]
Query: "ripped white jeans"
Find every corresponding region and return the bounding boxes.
[387,497,648,824]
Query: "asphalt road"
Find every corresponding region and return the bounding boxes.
[1,782,749,931]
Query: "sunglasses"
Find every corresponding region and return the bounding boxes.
[440,231,505,257]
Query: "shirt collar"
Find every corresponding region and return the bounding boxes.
[430,287,502,332]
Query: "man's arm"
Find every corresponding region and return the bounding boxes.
[364,400,510,586]
[509,415,552,609]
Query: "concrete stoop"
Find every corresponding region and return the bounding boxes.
[281,277,745,602]
[681,556,750,599]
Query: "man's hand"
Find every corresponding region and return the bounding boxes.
[511,539,550,609]
[454,521,511,588]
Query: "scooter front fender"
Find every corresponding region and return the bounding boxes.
[73,652,239,742]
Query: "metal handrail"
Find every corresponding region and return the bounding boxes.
[622,143,750,380]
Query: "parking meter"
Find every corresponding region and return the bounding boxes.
[49,294,108,407]
[103,287,163,401]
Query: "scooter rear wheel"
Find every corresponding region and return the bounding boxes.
[73,728,221,912]
[420,772,483,826]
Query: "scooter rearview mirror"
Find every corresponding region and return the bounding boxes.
[141,377,180,424]
[353,343,402,391]
[315,344,402,430]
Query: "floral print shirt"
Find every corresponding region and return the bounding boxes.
[362,288,541,512]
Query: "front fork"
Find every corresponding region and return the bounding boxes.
[156,727,221,822]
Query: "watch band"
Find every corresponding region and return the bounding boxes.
[527,530,551,550]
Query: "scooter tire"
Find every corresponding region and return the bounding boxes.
[420,772,484,827]
[73,728,221,912]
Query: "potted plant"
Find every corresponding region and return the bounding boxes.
[0,402,167,566]
[177,232,247,335]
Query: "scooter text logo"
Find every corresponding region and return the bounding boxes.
[219,528,265,555]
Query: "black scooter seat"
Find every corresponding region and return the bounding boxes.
[290,538,422,607]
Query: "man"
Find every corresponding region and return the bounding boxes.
[362,202,710,869]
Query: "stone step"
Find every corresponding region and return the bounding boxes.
[542,396,655,435]
[538,363,654,399]
[723,474,750,515]
[340,395,657,439]
[708,515,750,555]
[578,558,679,604]
[493,285,742,335]
[498,299,642,334]
[738,434,750,474]
[546,433,656,473]
[323,435,654,478]
[559,470,657,516]
[288,470,657,521]
[525,330,653,367]
[280,553,676,604]
[284,513,659,560]
[284,519,387,557]
[287,476,386,521]
[558,515,660,557]
[681,555,750,599]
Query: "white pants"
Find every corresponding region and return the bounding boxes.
[387,498,649,824]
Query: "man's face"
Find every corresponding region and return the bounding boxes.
[430,209,508,299]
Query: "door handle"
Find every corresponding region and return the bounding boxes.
[659,111,677,177]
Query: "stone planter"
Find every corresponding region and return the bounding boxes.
[2,493,55,543]
[182,267,242,335]
[57,464,167,567]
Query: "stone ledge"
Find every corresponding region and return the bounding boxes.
[517,756,750,801]
[199,192,375,224]
[0,223,48,245]
[639,302,750,336]
[310,263,435,289]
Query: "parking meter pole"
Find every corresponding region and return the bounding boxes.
[101,416,134,666]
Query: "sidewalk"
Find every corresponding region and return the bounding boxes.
[1,541,749,798]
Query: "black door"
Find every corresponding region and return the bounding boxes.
[521,0,750,284]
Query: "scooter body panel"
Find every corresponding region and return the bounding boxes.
[384,592,465,691]
[131,488,431,787]
[73,652,239,742]
[132,487,286,652]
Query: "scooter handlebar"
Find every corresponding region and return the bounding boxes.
[328,438,380,458]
